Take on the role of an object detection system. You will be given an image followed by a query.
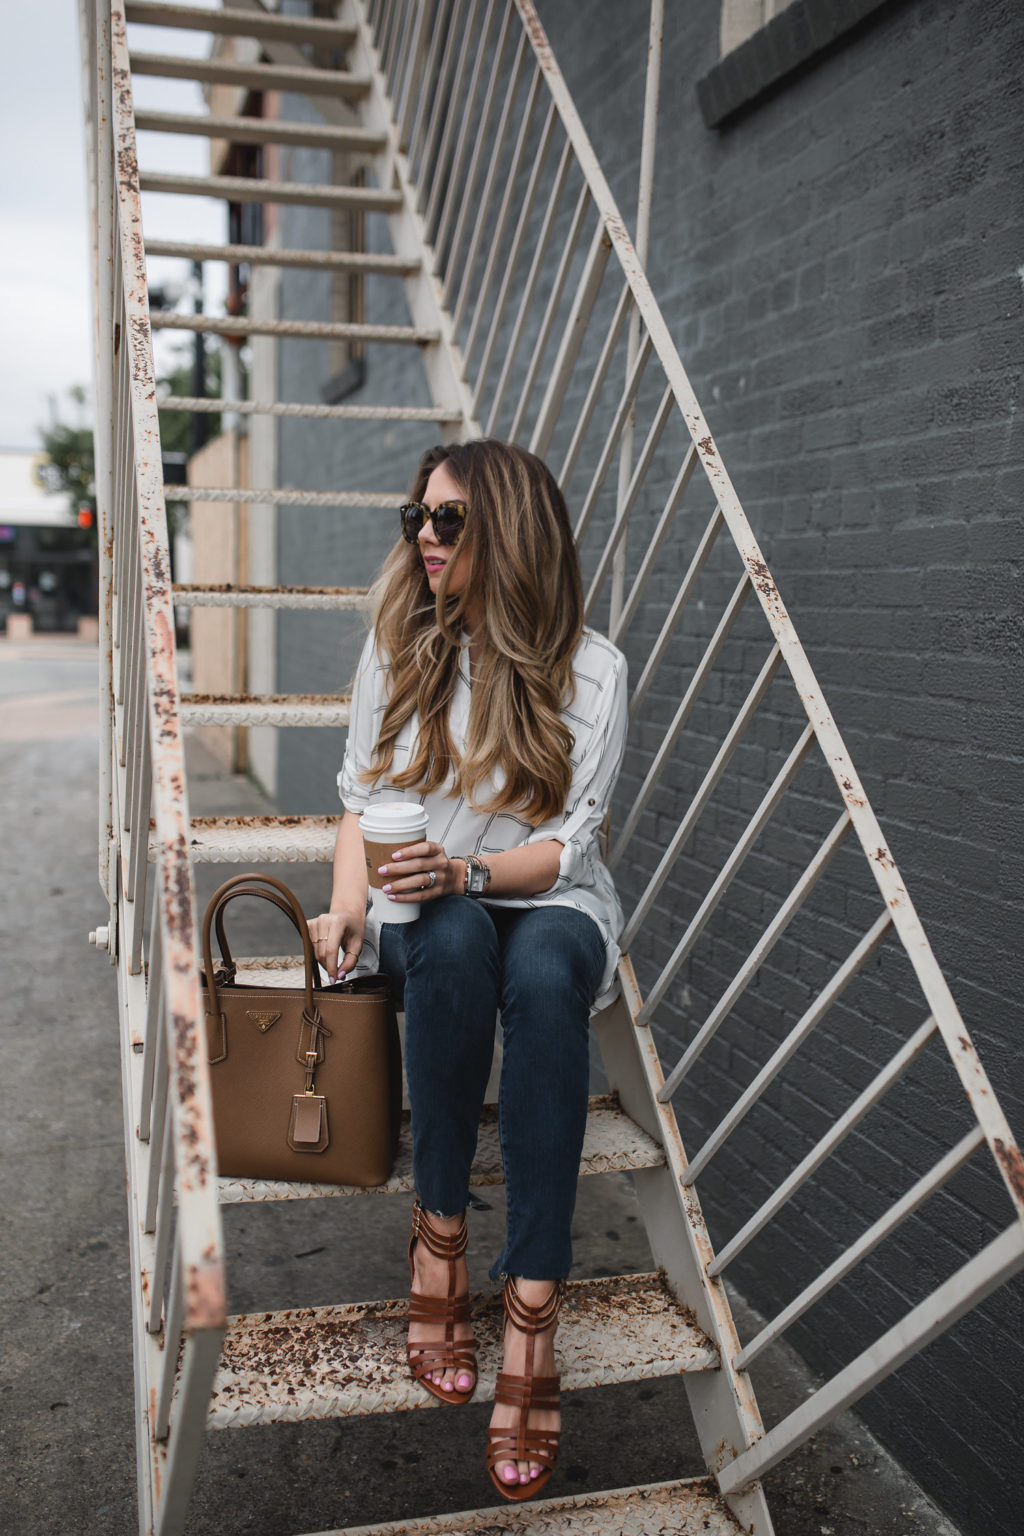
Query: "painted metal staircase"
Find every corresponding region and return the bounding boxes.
[81,3,1024,1534]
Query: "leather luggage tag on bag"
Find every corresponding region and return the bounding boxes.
[288,1094,329,1154]
[246,1009,281,1034]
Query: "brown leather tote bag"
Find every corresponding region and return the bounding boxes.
[200,872,401,1186]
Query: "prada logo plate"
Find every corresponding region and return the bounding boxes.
[246,1009,282,1033]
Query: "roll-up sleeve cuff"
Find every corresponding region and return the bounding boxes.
[337,630,382,814]
[337,760,369,815]
[554,834,584,887]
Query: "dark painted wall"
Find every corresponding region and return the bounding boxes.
[271,3,1024,1531]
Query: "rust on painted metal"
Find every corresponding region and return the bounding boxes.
[172,582,365,596]
[208,1272,717,1427]
[180,692,350,706]
[186,1261,228,1333]
[515,0,554,67]
[839,775,865,808]
[698,434,716,456]
[994,1138,1024,1207]
[188,813,334,830]
[872,845,896,871]
[746,557,785,615]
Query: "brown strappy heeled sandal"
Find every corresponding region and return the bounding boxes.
[406,1201,478,1406]
[486,1276,566,1501]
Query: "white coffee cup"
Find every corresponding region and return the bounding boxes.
[360,801,431,925]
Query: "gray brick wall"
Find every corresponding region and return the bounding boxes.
[270,2,1024,1530]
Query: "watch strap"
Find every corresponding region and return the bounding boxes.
[455,853,491,897]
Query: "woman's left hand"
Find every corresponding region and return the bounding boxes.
[379,841,464,903]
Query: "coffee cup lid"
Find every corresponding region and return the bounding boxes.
[360,801,430,836]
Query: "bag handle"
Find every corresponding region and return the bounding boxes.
[212,883,304,982]
[202,872,319,1026]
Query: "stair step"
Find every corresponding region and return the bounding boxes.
[173,583,371,610]
[146,239,419,274]
[180,693,350,727]
[163,399,453,422]
[151,314,434,345]
[129,51,371,99]
[153,814,338,863]
[166,487,399,507]
[140,171,402,213]
[207,1273,718,1430]
[296,1478,743,1536]
[136,110,387,152]
[216,1093,666,1204]
[125,1,358,48]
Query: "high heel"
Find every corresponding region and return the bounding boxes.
[406,1201,478,1406]
[486,1276,565,1501]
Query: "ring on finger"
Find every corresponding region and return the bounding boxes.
[426,870,437,889]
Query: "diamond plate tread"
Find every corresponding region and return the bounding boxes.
[207,1273,718,1429]
[179,693,351,728]
[172,584,371,609]
[150,815,339,864]
[216,1094,665,1204]
[297,1478,743,1536]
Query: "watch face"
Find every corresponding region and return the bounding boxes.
[468,865,487,894]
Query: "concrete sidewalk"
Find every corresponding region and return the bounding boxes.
[0,636,962,1536]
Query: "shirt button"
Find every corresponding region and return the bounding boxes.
[588,797,596,806]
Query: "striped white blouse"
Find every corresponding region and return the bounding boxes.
[338,626,629,1010]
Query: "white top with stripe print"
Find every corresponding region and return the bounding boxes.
[338,626,629,1010]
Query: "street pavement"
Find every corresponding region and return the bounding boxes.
[0,634,962,1536]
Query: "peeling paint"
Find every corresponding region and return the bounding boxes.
[994,1138,1024,1208]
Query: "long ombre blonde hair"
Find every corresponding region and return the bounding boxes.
[364,440,584,825]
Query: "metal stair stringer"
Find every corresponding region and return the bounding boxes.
[592,960,773,1536]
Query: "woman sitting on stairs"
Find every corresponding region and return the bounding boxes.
[309,438,627,1501]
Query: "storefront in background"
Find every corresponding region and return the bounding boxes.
[0,450,99,634]
[0,520,98,633]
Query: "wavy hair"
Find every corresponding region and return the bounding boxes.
[364,439,584,824]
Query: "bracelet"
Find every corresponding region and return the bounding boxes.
[454,852,491,898]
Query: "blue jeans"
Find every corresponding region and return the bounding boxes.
[378,896,606,1281]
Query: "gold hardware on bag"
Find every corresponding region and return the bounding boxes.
[246,1009,282,1033]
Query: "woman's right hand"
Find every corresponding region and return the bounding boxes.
[307,907,364,982]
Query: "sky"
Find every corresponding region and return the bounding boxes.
[0,0,227,451]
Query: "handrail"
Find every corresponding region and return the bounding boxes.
[108,0,226,1337]
[367,0,1024,1500]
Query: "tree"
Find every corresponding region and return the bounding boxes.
[37,352,227,543]
[37,387,97,544]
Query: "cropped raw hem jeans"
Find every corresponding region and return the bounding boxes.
[378,895,606,1282]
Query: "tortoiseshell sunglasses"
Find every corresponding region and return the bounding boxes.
[399,500,467,546]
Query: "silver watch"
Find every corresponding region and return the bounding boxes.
[457,853,491,898]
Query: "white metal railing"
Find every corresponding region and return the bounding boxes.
[367,0,1024,1494]
[82,0,1024,1528]
[81,3,226,1531]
